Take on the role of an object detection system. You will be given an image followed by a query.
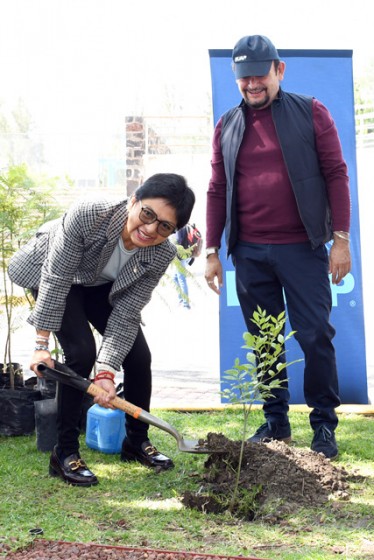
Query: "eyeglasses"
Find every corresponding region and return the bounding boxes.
[139,205,176,237]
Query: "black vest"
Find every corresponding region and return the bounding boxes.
[220,90,332,255]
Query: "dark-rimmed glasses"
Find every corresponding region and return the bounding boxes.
[139,205,176,237]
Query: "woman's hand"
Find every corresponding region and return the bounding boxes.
[30,350,55,377]
[93,378,117,409]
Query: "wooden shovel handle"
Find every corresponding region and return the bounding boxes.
[86,382,143,419]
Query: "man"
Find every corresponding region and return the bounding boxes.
[205,35,351,459]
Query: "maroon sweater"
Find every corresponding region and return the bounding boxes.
[206,99,350,248]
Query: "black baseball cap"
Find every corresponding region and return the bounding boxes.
[232,35,280,79]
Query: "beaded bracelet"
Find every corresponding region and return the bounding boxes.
[97,364,117,376]
[94,371,115,383]
[34,344,50,352]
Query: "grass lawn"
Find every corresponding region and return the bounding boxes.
[0,408,373,560]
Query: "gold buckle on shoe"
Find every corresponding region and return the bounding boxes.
[69,459,87,471]
[144,445,158,457]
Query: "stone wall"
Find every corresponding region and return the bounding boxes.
[125,116,145,196]
[125,116,180,195]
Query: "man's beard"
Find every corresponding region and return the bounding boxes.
[244,93,270,110]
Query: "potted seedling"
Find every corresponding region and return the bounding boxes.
[0,163,64,435]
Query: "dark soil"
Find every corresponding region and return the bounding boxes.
[182,433,350,520]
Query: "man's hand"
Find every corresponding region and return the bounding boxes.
[205,254,223,294]
[329,238,351,285]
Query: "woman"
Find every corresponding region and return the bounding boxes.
[8,173,195,486]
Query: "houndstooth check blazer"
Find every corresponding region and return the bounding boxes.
[8,198,177,370]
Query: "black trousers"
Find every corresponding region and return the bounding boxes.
[51,283,151,456]
[232,242,340,431]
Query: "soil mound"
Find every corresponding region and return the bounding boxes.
[182,433,349,520]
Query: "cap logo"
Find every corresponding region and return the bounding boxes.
[234,55,247,62]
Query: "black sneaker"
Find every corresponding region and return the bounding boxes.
[248,420,291,444]
[311,425,338,459]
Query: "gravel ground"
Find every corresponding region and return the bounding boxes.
[2,540,266,560]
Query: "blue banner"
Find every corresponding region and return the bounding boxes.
[209,49,368,404]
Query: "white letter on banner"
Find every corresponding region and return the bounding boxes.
[330,273,355,307]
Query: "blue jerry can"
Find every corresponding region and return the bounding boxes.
[85,404,126,454]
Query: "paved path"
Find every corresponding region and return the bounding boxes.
[142,270,222,409]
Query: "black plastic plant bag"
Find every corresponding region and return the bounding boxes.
[0,387,42,436]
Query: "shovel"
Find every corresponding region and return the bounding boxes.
[34,377,59,452]
[36,362,215,454]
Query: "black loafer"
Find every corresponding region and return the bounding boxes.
[49,446,98,486]
[120,440,174,470]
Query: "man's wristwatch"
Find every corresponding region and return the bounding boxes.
[206,247,219,257]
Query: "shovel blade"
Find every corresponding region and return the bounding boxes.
[177,438,218,454]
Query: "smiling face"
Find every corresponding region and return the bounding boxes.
[122,197,178,249]
[236,60,286,110]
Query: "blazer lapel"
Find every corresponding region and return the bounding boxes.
[112,245,156,290]
[93,203,128,277]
